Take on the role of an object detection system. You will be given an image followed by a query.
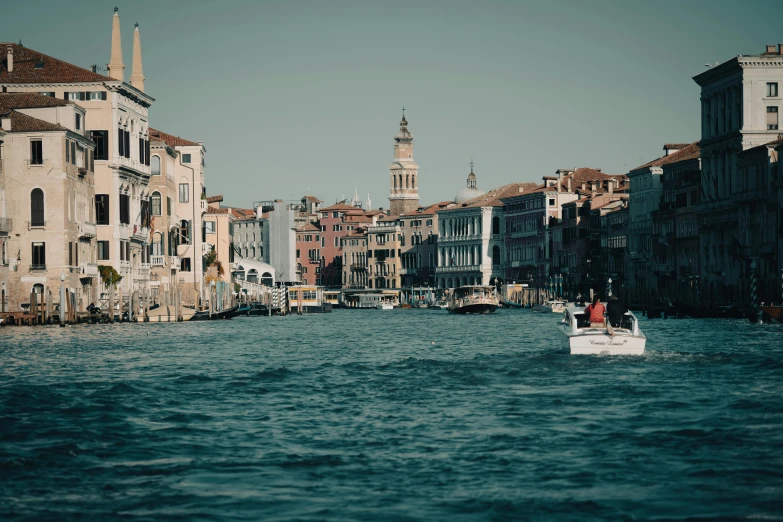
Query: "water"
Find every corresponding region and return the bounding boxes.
[1,310,782,521]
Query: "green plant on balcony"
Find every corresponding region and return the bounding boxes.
[98,265,122,287]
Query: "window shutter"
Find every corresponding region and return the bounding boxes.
[83,92,89,100]
[66,139,70,163]
[63,92,69,100]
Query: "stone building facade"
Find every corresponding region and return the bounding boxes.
[692,45,783,306]
[0,93,97,312]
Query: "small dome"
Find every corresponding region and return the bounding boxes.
[455,163,484,203]
[455,186,484,204]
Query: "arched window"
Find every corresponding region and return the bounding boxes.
[492,245,501,266]
[151,191,162,216]
[247,269,259,283]
[31,188,44,227]
[492,216,500,235]
[261,272,273,286]
[151,155,161,175]
[151,233,163,256]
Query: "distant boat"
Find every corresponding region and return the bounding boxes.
[558,305,646,355]
[533,299,568,313]
[447,286,499,315]
[190,306,239,321]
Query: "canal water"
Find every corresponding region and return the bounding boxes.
[1,310,782,521]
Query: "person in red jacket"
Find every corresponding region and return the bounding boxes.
[584,295,606,327]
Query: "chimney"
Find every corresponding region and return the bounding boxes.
[90,65,97,73]
[608,179,614,195]
[591,181,598,197]
[130,23,145,92]
[581,181,587,191]
[766,44,778,54]
[6,45,12,73]
[567,176,572,193]
[108,7,125,81]
[556,170,563,193]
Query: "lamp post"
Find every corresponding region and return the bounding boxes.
[59,272,66,327]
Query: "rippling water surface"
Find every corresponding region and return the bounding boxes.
[1,310,782,521]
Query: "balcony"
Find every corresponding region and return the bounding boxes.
[78,222,97,239]
[80,263,99,277]
[438,234,481,243]
[0,217,11,233]
[150,255,166,267]
[131,226,150,242]
[436,265,481,273]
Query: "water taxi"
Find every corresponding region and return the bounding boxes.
[446,286,499,315]
[558,305,646,355]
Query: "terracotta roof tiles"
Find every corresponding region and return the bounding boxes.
[149,127,201,148]
[633,142,700,170]
[0,43,114,84]
[0,109,66,132]
[0,92,71,109]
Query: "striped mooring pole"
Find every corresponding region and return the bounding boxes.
[750,260,759,322]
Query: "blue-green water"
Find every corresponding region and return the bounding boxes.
[1,310,782,521]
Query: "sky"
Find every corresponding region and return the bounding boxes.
[2,0,782,209]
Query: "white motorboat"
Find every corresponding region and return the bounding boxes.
[533,299,569,313]
[376,302,395,310]
[447,286,499,314]
[558,305,646,355]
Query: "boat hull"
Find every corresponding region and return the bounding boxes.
[448,303,498,314]
[558,325,645,355]
[761,305,783,323]
[376,303,394,310]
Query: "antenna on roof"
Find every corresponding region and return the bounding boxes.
[18,39,22,47]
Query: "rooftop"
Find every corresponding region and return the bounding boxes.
[149,128,202,148]
[632,142,701,170]
[0,42,113,84]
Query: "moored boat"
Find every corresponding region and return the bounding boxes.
[533,299,569,313]
[190,305,240,321]
[558,305,646,355]
[760,305,783,323]
[447,286,499,314]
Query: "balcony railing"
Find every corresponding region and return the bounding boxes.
[0,217,11,233]
[80,263,99,277]
[151,255,165,267]
[200,199,208,213]
[439,234,481,243]
[30,264,46,271]
[435,264,481,273]
[132,226,150,242]
[78,222,97,238]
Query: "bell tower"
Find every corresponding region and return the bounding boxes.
[388,109,420,215]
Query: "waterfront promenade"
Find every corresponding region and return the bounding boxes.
[1,310,782,520]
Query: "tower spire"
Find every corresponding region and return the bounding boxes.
[130,22,145,91]
[108,7,125,81]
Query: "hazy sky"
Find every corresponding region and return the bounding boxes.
[3,0,782,209]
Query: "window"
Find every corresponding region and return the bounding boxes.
[118,127,124,157]
[68,242,73,267]
[39,92,55,97]
[767,106,778,130]
[167,197,172,217]
[97,240,109,260]
[181,258,191,272]
[66,139,70,163]
[71,142,76,165]
[180,220,191,244]
[124,129,130,158]
[87,91,107,101]
[182,153,191,164]
[90,130,108,160]
[119,193,130,224]
[205,221,215,234]
[151,155,160,175]
[75,113,81,130]
[767,82,779,98]
[30,139,43,165]
[139,137,145,164]
[179,183,190,203]
[32,242,46,269]
[66,92,85,101]
[30,188,44,227]
[95,194,109,225]
[151,192,162,215]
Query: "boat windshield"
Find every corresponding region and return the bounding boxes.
[454,286,493,298]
